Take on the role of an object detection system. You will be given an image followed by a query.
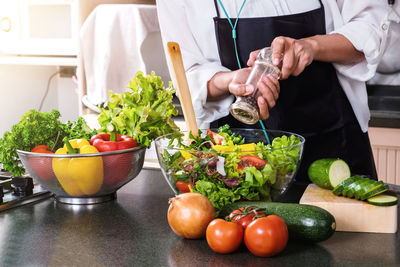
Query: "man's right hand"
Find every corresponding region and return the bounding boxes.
[228,68,280,120]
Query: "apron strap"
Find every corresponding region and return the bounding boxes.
[318,0,323,9]
[214,0,247,69]
[213,0,220,17]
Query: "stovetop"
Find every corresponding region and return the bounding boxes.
[0,168,53,212]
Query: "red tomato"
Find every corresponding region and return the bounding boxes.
[228,207,266,229]
[176,180,191,193]
[90,133,137,151]
[206,219,243,254]
[29,145,55,181]
[207,129,225,145]
[244,215,288,257]
[31,145,53,153]
[237,155,267,171]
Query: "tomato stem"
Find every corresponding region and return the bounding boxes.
[226,206,267,222]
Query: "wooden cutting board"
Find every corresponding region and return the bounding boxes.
[299,184,398,233]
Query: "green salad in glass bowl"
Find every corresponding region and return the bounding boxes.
[155,125,305,210]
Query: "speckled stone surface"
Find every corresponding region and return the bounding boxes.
[0,169,399,267]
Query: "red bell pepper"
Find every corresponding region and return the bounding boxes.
[90,133,137,152]
[89,133,138,186]
[29,145,55,181]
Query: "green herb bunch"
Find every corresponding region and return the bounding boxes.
[0,109,96,176]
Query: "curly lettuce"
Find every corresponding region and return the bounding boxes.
[97,71,180,147]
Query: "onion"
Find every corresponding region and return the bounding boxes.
[167,193,215,239]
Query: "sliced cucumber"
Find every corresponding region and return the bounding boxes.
[355,181,384,200]
[345,178,372,198]
[332,176,359,196]
[341,178,362,197]
[367,194,398,206]
[308,158,351,190]
[361,185,389,200]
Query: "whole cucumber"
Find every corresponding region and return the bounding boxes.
[219,201,336,243]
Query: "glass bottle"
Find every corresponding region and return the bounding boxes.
[230,47,281,124]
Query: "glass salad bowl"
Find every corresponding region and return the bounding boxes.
[17,146,146,204]
[155,128,305,210]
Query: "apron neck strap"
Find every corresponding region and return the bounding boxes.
[214,0,247,69]
[213,0,220,17]
[318,0,324,10]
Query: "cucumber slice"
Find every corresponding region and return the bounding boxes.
[308,158,351,189]
[367,194,398,206]
[341,177,363,198]
[361,185,389,200]
[332,176,359,196]
[355,180,384,200]
[345,178,371,198]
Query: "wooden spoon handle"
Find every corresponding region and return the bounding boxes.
[167,42,199,136]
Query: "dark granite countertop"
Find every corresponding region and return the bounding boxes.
[0,169,399,266]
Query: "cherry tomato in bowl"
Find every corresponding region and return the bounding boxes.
[29,145,55,181]
[237,155,267,172]
[175,180,191,193]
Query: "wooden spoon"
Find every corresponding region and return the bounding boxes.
[167,42,199,137]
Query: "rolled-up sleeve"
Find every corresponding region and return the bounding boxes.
[157,0,232,129]
[330,0,388,81]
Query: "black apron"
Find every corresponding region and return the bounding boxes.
[212,0,377,181]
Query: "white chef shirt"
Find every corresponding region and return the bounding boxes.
[157,0,388,132]
[369,2,400,85]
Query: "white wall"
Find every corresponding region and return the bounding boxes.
[0,64,79,136]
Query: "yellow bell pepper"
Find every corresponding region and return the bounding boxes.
[180,146,193,160]
[212,143,256,153]
[52,138,103,197]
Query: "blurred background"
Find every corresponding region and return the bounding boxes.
[0,0,161,134]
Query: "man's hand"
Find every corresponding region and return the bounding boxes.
[247,36,316,80]
[228,68,280,120]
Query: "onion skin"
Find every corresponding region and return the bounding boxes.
[167,193,215,239]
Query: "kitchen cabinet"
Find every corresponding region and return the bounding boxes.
[369,127,400,185]
[0,170,398,266]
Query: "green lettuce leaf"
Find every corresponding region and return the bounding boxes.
[97,71,180,147]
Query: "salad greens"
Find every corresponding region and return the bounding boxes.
[0,109,96,176]
[97,71,180,147]
[217,124,244,145]
[162,125,302,210]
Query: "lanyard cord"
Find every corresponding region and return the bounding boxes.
[217,0,247,69]
[216,0,270,144]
